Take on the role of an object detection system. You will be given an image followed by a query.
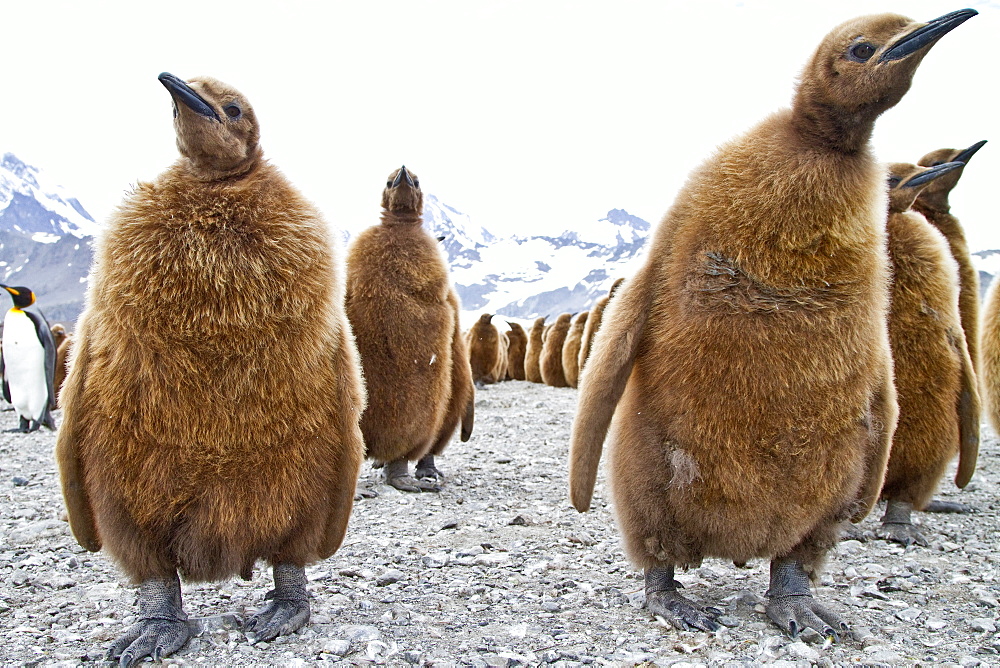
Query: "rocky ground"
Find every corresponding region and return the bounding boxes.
[1,380,998,667]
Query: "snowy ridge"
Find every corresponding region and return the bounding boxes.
[422,200,650,325]
[0,153,100,240]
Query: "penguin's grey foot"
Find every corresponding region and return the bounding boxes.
[876,500,929,547]
[8,417,31,433]
[839,523,871,542]
[246,563,310,643]
[106,573,190,667]
[875,521,929,547]
[385,459,440,493]
[922,498,973,514]
[40,411,56,431]
[766,558,848,641]
[414,454,446,483]
[26,419,41,433]
[644,566,720,632]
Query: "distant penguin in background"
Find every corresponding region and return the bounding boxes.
[913,140,987,373]
[524,316,546,383]
[578,278,624,373]
[540,312,573,387]
[466,313,506,385]
[50,324,70,407]
[569,10,976,637]
[877,161,979,547]
[505,321,527,381]
[0,285,56,432]
[347,166,471,492]
[562,311,589,388]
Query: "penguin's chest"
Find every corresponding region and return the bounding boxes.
[1,311,47,418]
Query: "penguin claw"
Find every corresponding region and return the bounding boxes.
[645,589,721,632]
[922,499,973,514]
[387,474,441,493]
[106,617,190,667]
[246,598,310,643]
[875,521,929,547]
[765,594,848,641]
[414,464,445,483]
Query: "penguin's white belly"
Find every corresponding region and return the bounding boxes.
[2,312,47,421]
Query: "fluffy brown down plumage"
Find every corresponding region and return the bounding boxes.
[524,317,545,383]
[49,324,69,407]
[504,322,527,381]
[346,167,473,465]
[982,276,1000,431]
[562,311,589,388]
[578,278,624,373]
[540,313,573,388]
[881,162,979,508]
[566,12,974,579]
[466,313,506,384]
[913,141,987,373]
[56,76,366,583]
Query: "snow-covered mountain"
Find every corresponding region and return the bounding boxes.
[0,154,96,323]
[423,198,650,324]
[972,250,1000,297]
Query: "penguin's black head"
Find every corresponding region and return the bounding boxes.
[0,285,36,309]
[886,161,965,213]
[381,165,423,218]
[795,10,976,148]
[158,73,262,181]
[914,140,987,204]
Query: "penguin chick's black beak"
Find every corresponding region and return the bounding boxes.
[903,161,966,188]
[879,9,977,63]
[392,166,415,188]
[158,72,221,122]
[954,139,988,165]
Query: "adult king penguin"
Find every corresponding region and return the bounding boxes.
[569,10,976,638]
[56,73,366,665]
[0,285,56,432]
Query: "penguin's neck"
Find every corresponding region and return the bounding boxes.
[380,211,422,226]
[913,192,951,215]
[790,97,878,155]
[8,307,24,315]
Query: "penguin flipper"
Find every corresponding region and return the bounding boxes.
[317,326,366,558]
[850,359,897,523]
[569,263,654,512]
[53,324,101,551]
[0,352,9,403]
[449,293,475,443]
[954,332,980,488]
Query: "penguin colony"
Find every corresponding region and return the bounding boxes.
[570,9,975,637]
[33,8,990,662]
[56,74,366,664]
[346,165,474,493]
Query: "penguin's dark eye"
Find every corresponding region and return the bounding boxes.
[887,176,901,189]
[414,180,420,188]
[848,42,876,62]
[386,181,392,188]
[224,104,242,119]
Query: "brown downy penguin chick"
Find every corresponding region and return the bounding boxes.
[569,10,976,639]
[578,278,624,373]
[505,322,527,381]
[55,73,366,664]
[914,141,987,376]
[346,166,472,493]
[524,316,546,383]
[562,311,589,388]
[540,312,573,387]
[982,272,1000,434]
[466,313,506,385]
[878,161,980,547]
[54,332,71,407]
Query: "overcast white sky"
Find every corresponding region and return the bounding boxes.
[3,1,998,248]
